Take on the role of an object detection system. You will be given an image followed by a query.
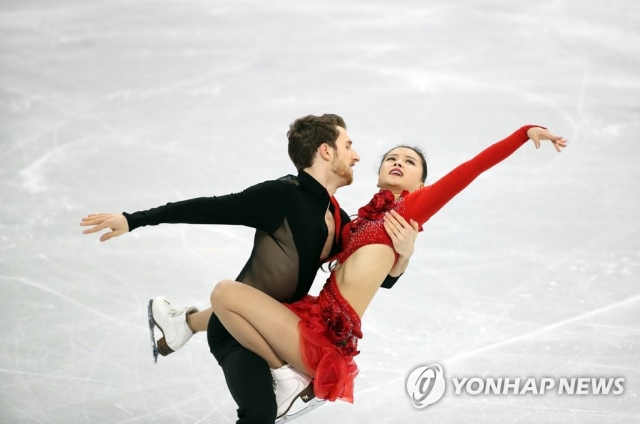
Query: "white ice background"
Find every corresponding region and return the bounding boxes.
[1,1,639,423]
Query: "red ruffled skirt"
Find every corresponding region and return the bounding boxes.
[284,273,362,403]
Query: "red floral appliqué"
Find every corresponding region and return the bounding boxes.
[351,190,409,231]
[318,293,362,356]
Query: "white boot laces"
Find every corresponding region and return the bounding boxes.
[159,300,185,318]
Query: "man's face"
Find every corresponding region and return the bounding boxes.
[331,126,360,185]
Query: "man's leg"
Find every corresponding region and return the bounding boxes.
[208,311,277,424]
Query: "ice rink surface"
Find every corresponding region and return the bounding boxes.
[1,0,639,422]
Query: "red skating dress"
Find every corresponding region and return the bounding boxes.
[284,126,539,403]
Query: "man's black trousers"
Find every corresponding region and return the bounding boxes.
[207,311,278,424]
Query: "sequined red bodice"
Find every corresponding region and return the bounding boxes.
[331,191,416,265]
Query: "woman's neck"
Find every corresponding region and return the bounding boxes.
[379,187,407,199]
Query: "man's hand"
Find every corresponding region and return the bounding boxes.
[383,210,420,277]
[80,213,129,242]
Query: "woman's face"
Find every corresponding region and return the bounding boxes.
[377,147,425,193]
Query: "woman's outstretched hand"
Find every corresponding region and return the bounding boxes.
[527,127,568,152]
[80,213,129,242]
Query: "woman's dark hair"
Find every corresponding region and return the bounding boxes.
[287,114,347,171]
[378,145,428,182]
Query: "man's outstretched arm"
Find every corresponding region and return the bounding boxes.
[80,180,286,242]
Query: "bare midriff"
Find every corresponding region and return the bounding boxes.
[334,244,396,318]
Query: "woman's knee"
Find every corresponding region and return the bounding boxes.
[210,279,237,309]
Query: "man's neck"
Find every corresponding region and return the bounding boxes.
[303,167,341,197]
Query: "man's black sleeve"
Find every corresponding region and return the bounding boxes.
[381,274,401,289]
[123,180,286,233]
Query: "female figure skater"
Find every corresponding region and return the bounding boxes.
[209,125,567,406]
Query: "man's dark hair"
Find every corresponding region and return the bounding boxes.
[287,114,347,171]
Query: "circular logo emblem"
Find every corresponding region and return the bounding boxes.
[406,364,446,408]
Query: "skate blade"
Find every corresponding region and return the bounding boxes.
[147,299,159,364]
[275,398,326,423]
